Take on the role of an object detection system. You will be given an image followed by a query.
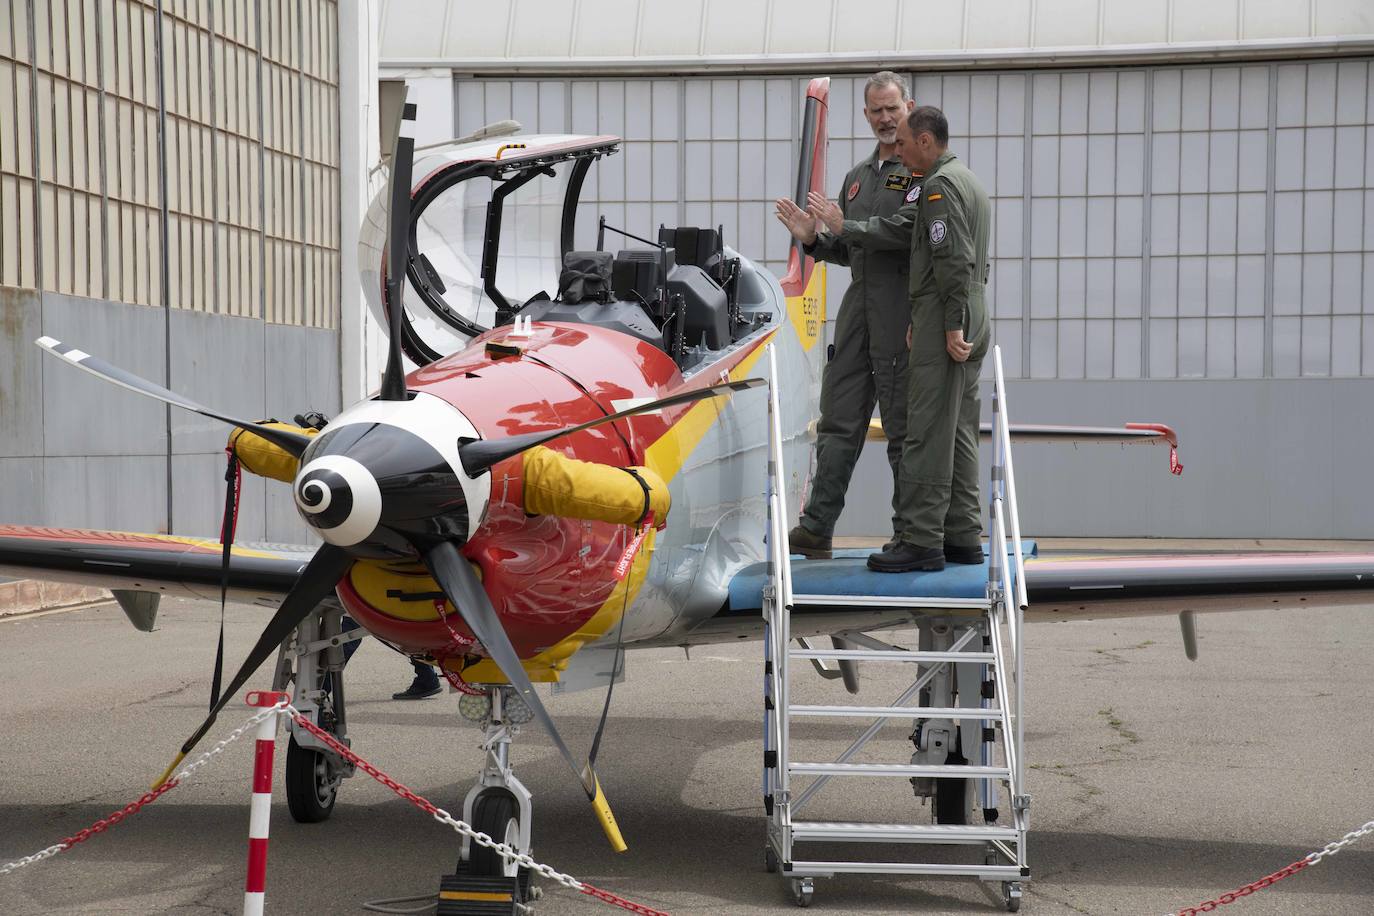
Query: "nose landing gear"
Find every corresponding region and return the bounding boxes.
[440,686,538,913]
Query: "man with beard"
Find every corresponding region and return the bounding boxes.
[794,107,991,573]
[773,71,918,558]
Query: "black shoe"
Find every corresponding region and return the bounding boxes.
[867,543,945,573]
[392,678,442,700]
[788,524,833,559]
[944,543,985,564]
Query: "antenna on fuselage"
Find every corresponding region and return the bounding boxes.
[379,90,417,402]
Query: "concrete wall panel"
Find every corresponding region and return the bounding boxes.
[169,310,267,456]
[42,456,167,534]
[40,294,167,458]
[0,288,44,458]
[0,458,45,525]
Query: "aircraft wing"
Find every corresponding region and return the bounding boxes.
[680,547,1374,645]
[0,525,311,611]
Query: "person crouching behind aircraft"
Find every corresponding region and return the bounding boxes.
[786,107,991,573]
[772,71,917,559]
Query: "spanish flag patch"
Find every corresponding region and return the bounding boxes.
[927,193,943,202]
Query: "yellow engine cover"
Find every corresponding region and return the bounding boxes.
[522,446,670,526]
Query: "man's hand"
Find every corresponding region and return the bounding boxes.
[906,324,912,351]
[774,198,817,245]
[806,191,844,235]
[945,329,972,362]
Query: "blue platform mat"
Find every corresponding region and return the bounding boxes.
[726,542,1036,614]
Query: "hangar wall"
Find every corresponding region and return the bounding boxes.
[0,0,344,542]
[379,1,1374,539]
[434,63,1374,539]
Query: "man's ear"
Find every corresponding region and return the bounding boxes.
[905,99,916,114]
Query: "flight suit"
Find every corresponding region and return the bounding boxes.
[799,147,920,540]
[837,151,990,549]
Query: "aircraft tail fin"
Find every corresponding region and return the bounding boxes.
[779,78,829,376]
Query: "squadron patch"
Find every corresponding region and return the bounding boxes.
[846,181,860,201]
[929,219,947,244]
[905,184,921,203]
[884,173,912,191]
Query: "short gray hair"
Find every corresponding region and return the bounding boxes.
[864,71,910,106]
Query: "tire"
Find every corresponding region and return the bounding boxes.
[469,791,520,878]
[934,750,971,826]
[285,735,338,823]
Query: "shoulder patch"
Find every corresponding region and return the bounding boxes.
[905,184,921,203]
[846,181,860,201]
[884,173,912,191]
[926,192,943,202]
[929,219,947,244]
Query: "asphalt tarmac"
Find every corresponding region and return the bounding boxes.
[1,565,1372,915]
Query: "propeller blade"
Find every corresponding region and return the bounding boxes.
[423,540,627,852]
[153,544,353,788]
[379,93,417,402]
[36,336,313,458]
[459,377,766,476]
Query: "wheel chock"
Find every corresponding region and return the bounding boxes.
[436,872,522,915]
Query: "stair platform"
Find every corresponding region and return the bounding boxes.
[727,544,1035,614]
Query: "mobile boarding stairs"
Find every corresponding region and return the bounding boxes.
[760,344,1029,911]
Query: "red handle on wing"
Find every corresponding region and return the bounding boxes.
[1126,423,1183,476]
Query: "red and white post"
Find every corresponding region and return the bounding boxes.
[243,691,288,916]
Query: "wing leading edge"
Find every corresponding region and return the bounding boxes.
[0,525,311,609]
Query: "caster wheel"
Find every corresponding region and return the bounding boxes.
[1002,880,1023,912]
[765,846,779,874]
[790,877,814,908]
[285,734,340,823]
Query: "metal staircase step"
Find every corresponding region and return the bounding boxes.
[790,705,1003,720]
[792,593,991,611]
[789,649,996,664]
[789,762,1011,778]
[786,860,1027,879]
[790,821,1019,844]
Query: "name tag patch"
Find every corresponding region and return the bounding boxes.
[930,219,947,244]
[884,173,912,191]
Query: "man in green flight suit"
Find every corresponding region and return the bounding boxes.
[799,106,990,573]
[771,71,917,559]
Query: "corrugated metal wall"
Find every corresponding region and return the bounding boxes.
[0,0,342,539]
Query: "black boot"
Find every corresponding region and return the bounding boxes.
[788,524,833,559]
[392,662,442,700]
[867,543,945,573]
[943,543,985,565]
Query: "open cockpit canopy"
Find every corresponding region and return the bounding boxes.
[360,127,783,373]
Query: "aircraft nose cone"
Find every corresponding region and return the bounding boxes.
[293,454,383,547]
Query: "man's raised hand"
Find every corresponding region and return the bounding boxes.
[805,191,844,235]
[775,197,818,245]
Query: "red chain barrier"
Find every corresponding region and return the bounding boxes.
[59,779,181,849]
[1172,859,1310,915]
[288,712,669,916]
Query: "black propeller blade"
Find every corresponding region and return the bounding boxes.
[459,377,766,477]
[153,544,354,788]
[35,336,313,458]
[379,95,417,402]
[423,540,627,852]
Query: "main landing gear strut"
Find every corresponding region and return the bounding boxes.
[274,602,360,824]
